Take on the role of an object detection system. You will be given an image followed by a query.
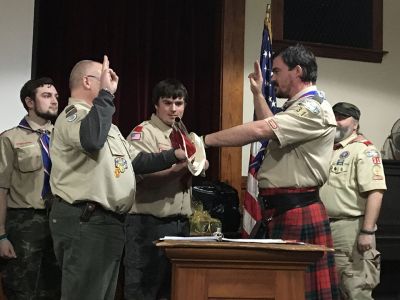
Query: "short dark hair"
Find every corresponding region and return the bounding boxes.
[275,43,318,83]
[152,79,188,106]
[20,77,55,111]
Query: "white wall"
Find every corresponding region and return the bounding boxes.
[0,0,34,132]
[242,0,400,175]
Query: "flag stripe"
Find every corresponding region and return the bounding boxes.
[242,12,276,237]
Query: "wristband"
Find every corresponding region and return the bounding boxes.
[0,234,7,241]
[359,228,376,235]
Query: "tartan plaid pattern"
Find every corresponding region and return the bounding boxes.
[266,201,340,300]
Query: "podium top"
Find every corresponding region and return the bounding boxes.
[156,239,333,253]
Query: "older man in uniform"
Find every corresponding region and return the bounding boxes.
[125,79,205,300]
[320,102,386,299]
[203,44,339,299]
[0,77,61,299]
[49,56,186,300]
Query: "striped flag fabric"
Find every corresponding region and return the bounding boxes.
[242,8,278,238]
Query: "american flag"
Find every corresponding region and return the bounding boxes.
[242,9,278,237]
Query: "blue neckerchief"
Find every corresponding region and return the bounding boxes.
[18,118,51,199]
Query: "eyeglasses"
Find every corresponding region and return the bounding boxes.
[85,75,100,81]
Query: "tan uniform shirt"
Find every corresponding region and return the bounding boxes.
[0,116,52,209]
[50,98,140,213]
[320,133,387,218]
[258,87,337,188]
[127,114,192,217]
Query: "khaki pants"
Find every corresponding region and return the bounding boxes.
[330,218,380,300]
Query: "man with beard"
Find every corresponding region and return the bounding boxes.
[202,44,339,299]
[0,77,61,299]
[320,102,386,299]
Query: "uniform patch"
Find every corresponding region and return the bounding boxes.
[15,141,34,147]
[267,119,278,129]
[372,157,381,164]
[299,99,320,114]
[114,157,128,178]
[130,132,142,141]
[339,151,350,158]
[364,149,379,157]
[294,106,309,117]
[65,106,78,122]
[372,165,383,177]
[130,125,143,141]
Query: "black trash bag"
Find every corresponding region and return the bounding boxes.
[192,181,241,234]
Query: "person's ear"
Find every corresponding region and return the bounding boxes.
[25,97,34,110]
[82,76,91,89]
[295,65,303,78]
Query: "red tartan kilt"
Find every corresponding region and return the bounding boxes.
[266,201,340,300]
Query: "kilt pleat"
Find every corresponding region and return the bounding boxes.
[266,201,340,300]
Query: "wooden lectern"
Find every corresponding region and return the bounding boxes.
[157,240,331,300]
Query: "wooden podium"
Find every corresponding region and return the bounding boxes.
[157,240,331,300]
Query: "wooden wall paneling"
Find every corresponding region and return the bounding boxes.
[219,0,245,195]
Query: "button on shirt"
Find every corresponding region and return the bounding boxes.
[50,98,140,213]
[127,114,192,218]
[257,86,337,188]
[0,116,53,209]
[320,133,387,218]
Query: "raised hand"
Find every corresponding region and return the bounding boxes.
[248,60,263,96]
[100,55,119,95]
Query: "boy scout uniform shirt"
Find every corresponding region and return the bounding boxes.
[127,113,192,218]
[50,97,140,213]
[0,116,52,209]
[258,86,337,188]
[320,133,387,218]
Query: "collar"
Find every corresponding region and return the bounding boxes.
[68,97,92,109]
[282,86,318,110]
[335,132,358,148]
[150,114,173,135]
[24,115,52,133]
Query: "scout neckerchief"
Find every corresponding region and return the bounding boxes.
[282,87,325,111]
[18,118,51,199]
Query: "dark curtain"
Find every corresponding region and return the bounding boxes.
[33,0,222,179]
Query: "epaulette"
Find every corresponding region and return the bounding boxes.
[65,105,78,122]
[132,125,143,133]
[362,140,373,146]
[0,127,16,136]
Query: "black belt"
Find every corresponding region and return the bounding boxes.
[259,190,320,212]
[132,213,188,223]
[7,208,47,214]
[55,196,126,223]
[250,191,320,239]
[329,216,363,222]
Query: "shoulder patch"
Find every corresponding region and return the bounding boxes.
[298,99,320,114]
[132,125,143,133]
[364,149,379,157]
[129,125,143,141]
[65,105,78,122]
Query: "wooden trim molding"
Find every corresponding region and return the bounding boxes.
[219,0,245,194]
[271,0,387,63]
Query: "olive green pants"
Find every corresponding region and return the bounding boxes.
[330,218,380,300]
[49,199,124,300]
